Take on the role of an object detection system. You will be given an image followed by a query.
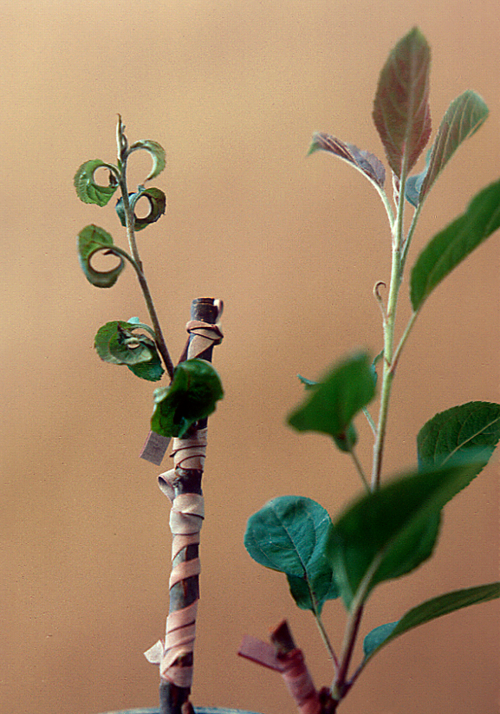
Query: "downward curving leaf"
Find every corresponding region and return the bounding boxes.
[410,178,500,310]
[363,582,500,663]
[151,359,223,438]
[115,186,167,231]
[128,140,166,181]
[77,224,126,288]
[418,91,489,203]
[326,458,487,609]
[288,352,376,448]
[308,133,386,189]
[74,159,119,206]
[244,496,339,613]
[373,27,431,178]
[417,401,500,470]
[94,320,164,381]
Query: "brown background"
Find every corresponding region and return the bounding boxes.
[1,1,499,713]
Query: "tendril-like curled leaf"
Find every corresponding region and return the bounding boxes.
[77,224,126,288]
[151,359,224,438]
[74,159,119,206]
[115,186,167,231]
[94,320,164,381]
[128,140,166,181]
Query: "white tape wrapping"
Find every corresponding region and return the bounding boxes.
[145,430,207,688]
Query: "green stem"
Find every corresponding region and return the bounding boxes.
[370,171,409,490]
[313,609,339,672]
[116,117,175,380]
[349,446,370,493]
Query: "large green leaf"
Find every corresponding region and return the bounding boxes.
[74,159,119,206]
[151,359,223,438]
[94,320,164,381]
[308,133,386,190]
[418,401,500,470]
[288,352,376,444]
[244,496,339,613]
[363,582,500,663]
[410,178,500,310]
[327,458,486,609]
[417,91,489,203]
[372,27,431,178]
[77,224,126,288]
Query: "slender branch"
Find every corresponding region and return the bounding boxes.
[370,166,409,490]
[115,116,175,380]
[313,609,340,671]
[348,447,370,493]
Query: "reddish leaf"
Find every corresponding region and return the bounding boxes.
[373,27,432,178]
[309,133,386,188]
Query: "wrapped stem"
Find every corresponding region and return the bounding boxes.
[144,298,223,714]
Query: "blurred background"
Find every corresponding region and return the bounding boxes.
[1,1,499,713]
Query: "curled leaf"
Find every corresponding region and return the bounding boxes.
[128,139,166,181]
[74,159,119,206]
[151,359,223,438]
[309,133,386,189]
[373,27,431,178]
[94,320,164,381]
[77,224,126,288]
[115,186,167,231]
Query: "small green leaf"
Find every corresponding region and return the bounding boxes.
[94,321,164,381]
[372,27,432,178]
[417,401,500,470]
[418,91,489,203]
[363,582,500,664]
[308,133,386,189]
[77,224,126,288]
[297,374,318,389]
[74,159,119,206]
[115,186,167,231]
[410,178,500,310]
[151,359,223,438]
[244,496,339,613]
[128,139,166,181]
[288,352,376,442]
[327,457,487,609]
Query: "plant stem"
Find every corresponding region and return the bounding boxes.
[349,447,370,493]
[116,117,175,380]
[370,171,409,490]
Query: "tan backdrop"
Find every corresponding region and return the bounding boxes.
[1,1,499,713]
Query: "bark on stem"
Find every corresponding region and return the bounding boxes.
[144,298,223,714]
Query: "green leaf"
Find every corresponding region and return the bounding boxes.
[77,224,126,288]
[418,401,500,471]
[94,320,164,381]
[327,458,486,609]
[410,178,500,310]
[308,133,386,189]
[418,91,489,203]
[128,139,166,181]
[288,352,376,443]
[74,159,119,206]
[363,582,500,663]
[244,496,339,613]
[372,27,431,178]
[115,186,167,231]
[151,359,223,438]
